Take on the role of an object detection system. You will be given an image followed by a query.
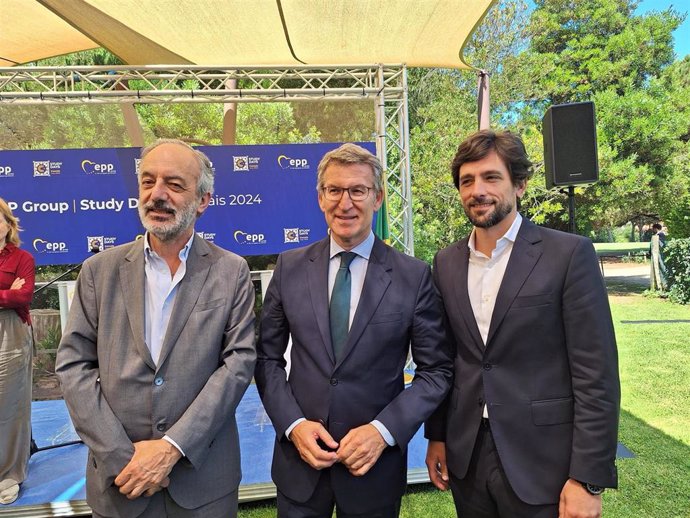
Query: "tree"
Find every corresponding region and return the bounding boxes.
[407,0,532,262]
[507,0,685,237]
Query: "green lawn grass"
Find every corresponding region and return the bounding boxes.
[594,242,650,256]
[239,282,690,517]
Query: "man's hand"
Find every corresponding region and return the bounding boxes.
[10,277,25,290]
[558,478,602,518]
[290,420,339,470]
[336,424,387,476]
[425,440,449,490]
[114,439,182,500]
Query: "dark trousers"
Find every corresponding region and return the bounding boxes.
[277,469,401,518]
[449,420,558,518]
[92,488,238,518]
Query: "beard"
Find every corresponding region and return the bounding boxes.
[139,198,198,242]
[463,196,515,229]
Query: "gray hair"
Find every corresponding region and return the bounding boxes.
[316,143,383,194]
[140,138,214,198]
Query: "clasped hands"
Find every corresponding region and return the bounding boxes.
[290,420,387,476]
[113,439,182,500]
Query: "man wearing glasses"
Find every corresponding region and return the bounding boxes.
[256,143,452,517]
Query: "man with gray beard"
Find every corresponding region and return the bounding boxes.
[56,139,256,518]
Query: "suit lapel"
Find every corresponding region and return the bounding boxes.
[307,238,335,364]
[336,238,391,367]
[156,235,212,369]
[452,239,485,353]
[120,241,155,370]
[486,219,543,346]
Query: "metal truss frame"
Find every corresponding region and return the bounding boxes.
[0,64,413,253]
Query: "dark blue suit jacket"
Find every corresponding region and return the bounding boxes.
[426,219,620,505]
[256,236,452,513]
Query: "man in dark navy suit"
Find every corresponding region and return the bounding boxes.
[256,143,452,518]
[425,130,620,518]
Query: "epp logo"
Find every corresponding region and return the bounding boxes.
[33,238,68,253]
[0,165,12,176]
[233,230,266,245]
[277,155,308,170]
[81,160,115,174]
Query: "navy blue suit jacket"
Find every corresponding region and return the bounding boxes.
[426,219,620,505]
[256,236,452,513]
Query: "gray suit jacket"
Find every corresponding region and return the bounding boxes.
[255,236,452,513]
[426,218,620,505]
[56,235,256,517]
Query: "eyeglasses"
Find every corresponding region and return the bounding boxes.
[321,185,374,202]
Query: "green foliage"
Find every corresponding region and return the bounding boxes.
[407,0,533,262]
[292,100,374,143]
[502,0,687,236]
[526,0,681,103]
[663,193,690,239]
[34,326,61,373]
[236,103,320,145]
[664,238,690,304]
[0,104,137,150]
[136,99,223,144]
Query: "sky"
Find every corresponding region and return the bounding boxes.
[635,0,690,58]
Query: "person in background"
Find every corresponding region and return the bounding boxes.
[650,223,667,290]
[0,197,35,505]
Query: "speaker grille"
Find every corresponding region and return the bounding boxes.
[543,101,599,189]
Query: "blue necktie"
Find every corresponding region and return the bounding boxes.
[330,252,357,361]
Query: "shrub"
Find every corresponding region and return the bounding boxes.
[664,238,690,304]
[34,326,61,373]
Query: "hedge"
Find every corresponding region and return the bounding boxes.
[664,238,690,304]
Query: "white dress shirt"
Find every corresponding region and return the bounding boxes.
[467,213,522,418]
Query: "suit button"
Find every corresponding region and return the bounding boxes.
[483,363,492,371]
[329,378,338,386]
[154,377,164,386]
[156,423,166,432]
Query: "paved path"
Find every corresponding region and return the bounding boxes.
[601,261,650,287]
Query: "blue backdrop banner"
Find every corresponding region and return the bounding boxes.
[0,142,375,265]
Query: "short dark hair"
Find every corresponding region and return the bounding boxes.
[450,130,533,189]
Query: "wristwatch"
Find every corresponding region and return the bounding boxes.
[579,481,605,495]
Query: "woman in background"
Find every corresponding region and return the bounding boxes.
[0,198,35,505]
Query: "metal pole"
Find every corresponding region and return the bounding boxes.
[568,186,576,234]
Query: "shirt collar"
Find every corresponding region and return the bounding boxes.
[329,231,375,261]
[0,242,16,257]
[143,231,195,262]
[468,213,523,258]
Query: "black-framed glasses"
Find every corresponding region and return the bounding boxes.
[321,185,374,201]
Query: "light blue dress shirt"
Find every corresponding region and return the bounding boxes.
[143,231,194,456]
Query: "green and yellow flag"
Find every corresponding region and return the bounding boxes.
[375,188,390,244]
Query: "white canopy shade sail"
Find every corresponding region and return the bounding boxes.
[1,0,495,68]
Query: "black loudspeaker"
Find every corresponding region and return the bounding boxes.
[542,101,599,189]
